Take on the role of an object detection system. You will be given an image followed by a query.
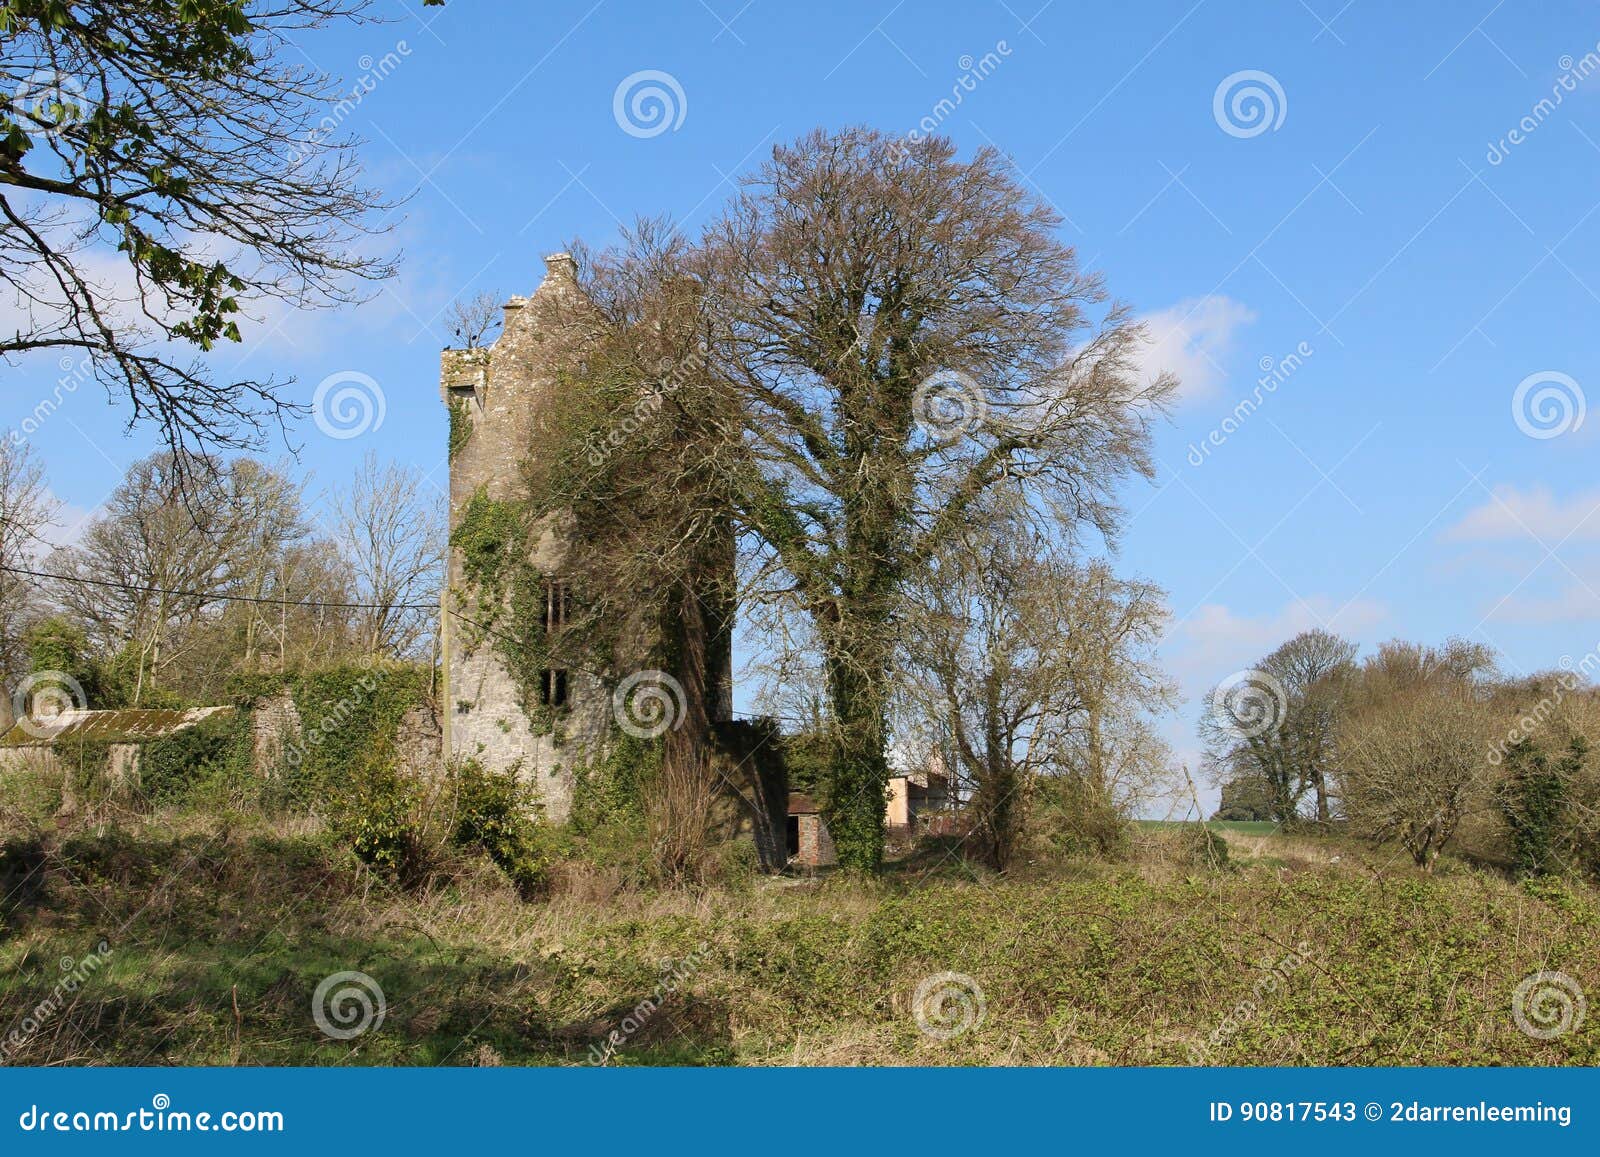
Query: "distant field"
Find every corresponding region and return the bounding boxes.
[1,816,1595,1067]
[1136,819,1281,836]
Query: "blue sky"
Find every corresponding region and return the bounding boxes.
[10,0,1600,805]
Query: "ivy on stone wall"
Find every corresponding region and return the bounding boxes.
[448,397,473,462]
[230,664,430,805]
[445,487,570,737]
[139,711,251,807]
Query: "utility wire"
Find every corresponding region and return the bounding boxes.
[0,563,437,611]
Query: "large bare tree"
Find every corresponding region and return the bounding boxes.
[48,452,307,702]
[327,451,445,660]
[1202,628,1357,825]
[692,129,1174,869]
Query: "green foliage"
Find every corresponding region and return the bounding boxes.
[138,712,250,808]
[229,664,429,808]
[1213,774,1275,823]
[1499,740,1569,876]
[326,752,430,887]
[567,733,658,871]
[23,618,126,709]
[450,760,548,898]
[449,488,524,613]
[446,490,567,732]
[4,819,1600,1065]
[58,737,115,804]
[448,397,473,462]
[1498,735,1589,878]
[1026,775,1132,860]
[781,728,830,794]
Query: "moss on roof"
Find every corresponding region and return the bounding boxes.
[0,706,236,748]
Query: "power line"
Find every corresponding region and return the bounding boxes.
[0,564,437,612]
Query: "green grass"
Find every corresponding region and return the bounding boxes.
[1137,819,1281,836]
[2,816,1596,1067]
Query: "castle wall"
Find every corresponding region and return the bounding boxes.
[440,255,603,820]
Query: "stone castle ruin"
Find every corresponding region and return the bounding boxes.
[438,253,734,823]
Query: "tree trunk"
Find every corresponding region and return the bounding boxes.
[824,637,891,873]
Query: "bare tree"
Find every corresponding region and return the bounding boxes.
[1,0,396,461]
[899,506,1172,870]
[689,129,1175,868]
[327,452,445,660]
[1202,629,1357,825]
[0,441,59,728]
[1339,684,1496,870]
[49,452,305,702]
[444,291,504,350]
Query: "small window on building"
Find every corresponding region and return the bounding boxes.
[540,669,569,709]
[448,384,476,402]
[542,579,569,632]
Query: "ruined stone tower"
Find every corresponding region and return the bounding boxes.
[438,253,734,821]
[439,254,597,819]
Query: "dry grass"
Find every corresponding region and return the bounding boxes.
[1,810,1596,1067]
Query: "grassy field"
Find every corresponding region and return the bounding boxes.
[1,817,1596,1067]
[1137,819,1282,836]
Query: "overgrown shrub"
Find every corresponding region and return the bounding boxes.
[139,712,250,808]
[1024,775,1131,860]
[450,760,548,898]
[326,751,431,888]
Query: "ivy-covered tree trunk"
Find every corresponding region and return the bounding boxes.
[823,638,892,872]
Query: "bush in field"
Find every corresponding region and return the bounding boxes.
[449,760,548,898]
[1024,775,1131,860]
[1340,686,1496,871]
[326,751,431,888]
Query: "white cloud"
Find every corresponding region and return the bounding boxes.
[35,491,97,555]
[1486,581,1600,625]
[1164,595,1388,690]
[1446,484,1600,544]
[1136,295,1257,402]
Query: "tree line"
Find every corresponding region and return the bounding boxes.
[0,440,443,729]
[1206,628,1600,876]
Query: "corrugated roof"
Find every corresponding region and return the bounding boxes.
[0,706,235,748]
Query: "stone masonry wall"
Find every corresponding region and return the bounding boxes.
[440,254,604,820]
